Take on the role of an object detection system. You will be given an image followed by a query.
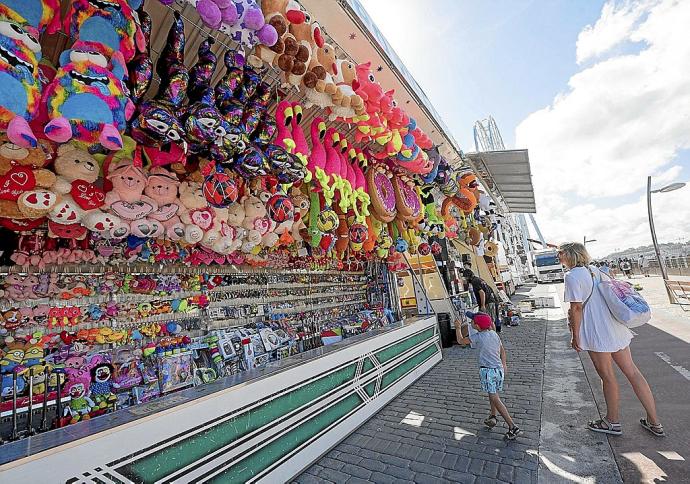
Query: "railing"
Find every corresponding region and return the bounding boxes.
[627,255,690,277]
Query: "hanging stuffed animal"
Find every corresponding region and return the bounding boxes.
[303,42,340,110]
[42,41,134,150]
[329,59,364,120]
[63,0,143,62]
[247,0,304,69]
[144,166,186,241]
[0,5,43,149]
[219,0,279,50]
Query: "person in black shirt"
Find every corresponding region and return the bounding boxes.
[463,269,499,332]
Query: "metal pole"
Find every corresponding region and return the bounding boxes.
[647,176,674,303]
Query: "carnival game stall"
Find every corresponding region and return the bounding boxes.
[0,0,499,480]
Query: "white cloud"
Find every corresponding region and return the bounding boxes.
[576,0,657,64]
[516,0,690,257]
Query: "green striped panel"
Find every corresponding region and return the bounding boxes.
[364,381,376,398]
[208,394,363,484]
[381,345,439,390]
[362,357,374,373]
[117,364,357,483]
[375,328,435,364]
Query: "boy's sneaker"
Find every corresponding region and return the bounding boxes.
[484,415,498,428]
[505,426,521,440]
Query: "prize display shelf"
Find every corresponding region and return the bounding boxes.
[0,315,441,483]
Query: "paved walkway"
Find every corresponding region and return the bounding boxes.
[295,313,546,483]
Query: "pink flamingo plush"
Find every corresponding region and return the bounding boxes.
[275,100,294,149]
[291,102,310,158]
[308,117,327,174]
[324,128,341,178]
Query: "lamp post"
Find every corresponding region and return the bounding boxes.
[647,176,686,303]
[583,237,597,246]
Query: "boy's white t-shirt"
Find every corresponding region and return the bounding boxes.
[468,324,503,369]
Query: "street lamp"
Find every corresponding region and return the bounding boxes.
[583,237,597,246]
[647,176,686,303]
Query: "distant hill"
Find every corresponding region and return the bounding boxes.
[604,241,690,260]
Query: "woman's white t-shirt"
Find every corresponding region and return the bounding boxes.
[564,265,633,352]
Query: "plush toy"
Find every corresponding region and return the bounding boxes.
[0,134,56,219]
[219,0,279,50]
[130,12,188,159]
[193,0,239,30]
[240,194,269,252]
[247,0,303,68]
[89,362,118,408]
[0,340,26,397]
[64,375,94,422]
[279,14,316,88]
[178,180,213,244]
[2,0,61,35]
[42,42,134,150]
[289,187,309,244]
[144,166,186,241]
[63,0,143,62]
[303,42,340,110]
[104,158,162,238]
[0,5,42,149]
[329,59,364,120]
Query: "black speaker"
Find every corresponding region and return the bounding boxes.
[437,313,453,348]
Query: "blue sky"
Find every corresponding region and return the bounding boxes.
[359,0,605,150]
[360,0,690,257]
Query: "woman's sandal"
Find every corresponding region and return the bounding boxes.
[587,418,622,435]
[640,418,665,436]
[484,415,498,428]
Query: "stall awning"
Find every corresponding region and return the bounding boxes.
[465,150,536,213]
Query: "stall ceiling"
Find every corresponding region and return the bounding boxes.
[465,150,537,213]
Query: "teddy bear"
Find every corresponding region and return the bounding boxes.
[0,134,57,220]
[104,158,162,238]
[303,43,341,110]
[277,11,316,88]
[290,188,310,245]
[329,59,365,120]
[240,194,270,252]
[178,180,214,244]
[144,167,186,241]
[247,0,304,69]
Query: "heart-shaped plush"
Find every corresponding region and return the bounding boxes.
[0,216,46,231]
[48,220,87,239]
[70,180,106,210]
[0,167,36,201]
[19,190,58,218]
[152,203,179,221]
[190,208,214,230]
[110,200,155,220]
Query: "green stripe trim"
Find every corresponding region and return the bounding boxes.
[362,357,374,373]
[381,344,439,390]
[375,328,435,364]
[207,394,363,484]
[364,381,376,398]
[117,363,357,483]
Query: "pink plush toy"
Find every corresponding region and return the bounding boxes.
[104,159,162,238]
[290,102,310,159]
[274,100,294,150]
[307,116,326,175]
[144,167,185,241]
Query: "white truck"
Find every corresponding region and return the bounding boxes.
[532,248,565,283]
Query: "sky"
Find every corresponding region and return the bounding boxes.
[358,0,690,257]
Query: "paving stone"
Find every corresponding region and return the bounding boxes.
[345,477,373,484]
[337,452,363,465]
[383,464,414,480]
[318,467,351,482]
[414,472,448,484]
[442,469,477,483]
[296,314,548,483]
[368,471,396,484]
[409,460,445,477]
[340,463,372,480]
[498,463,515,482]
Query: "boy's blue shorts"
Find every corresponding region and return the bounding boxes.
[479,367,504,394]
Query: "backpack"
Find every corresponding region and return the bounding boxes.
[587,267,651,328]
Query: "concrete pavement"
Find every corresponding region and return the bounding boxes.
[575,275,690,483]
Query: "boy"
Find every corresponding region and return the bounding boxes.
[458,311,520,440]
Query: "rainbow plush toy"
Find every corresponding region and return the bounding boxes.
[2,0,61,34]
[0,5,42,149]
[63,0,143,62]
[42,41,134,151]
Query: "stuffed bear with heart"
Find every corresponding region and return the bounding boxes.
[103,158,162,238]
[178,180,217,245]
[144,166,186,241]
[0,134,57,220]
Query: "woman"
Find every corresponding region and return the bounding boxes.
[559,242,664,436]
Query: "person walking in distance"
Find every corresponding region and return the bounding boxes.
[458,311,520,440]
[559,242,664,436]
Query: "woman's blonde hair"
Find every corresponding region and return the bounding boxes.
[558,242,591,268]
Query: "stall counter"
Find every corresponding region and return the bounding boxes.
[0,316,440,483]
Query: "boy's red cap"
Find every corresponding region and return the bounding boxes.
[465,311,492,330]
